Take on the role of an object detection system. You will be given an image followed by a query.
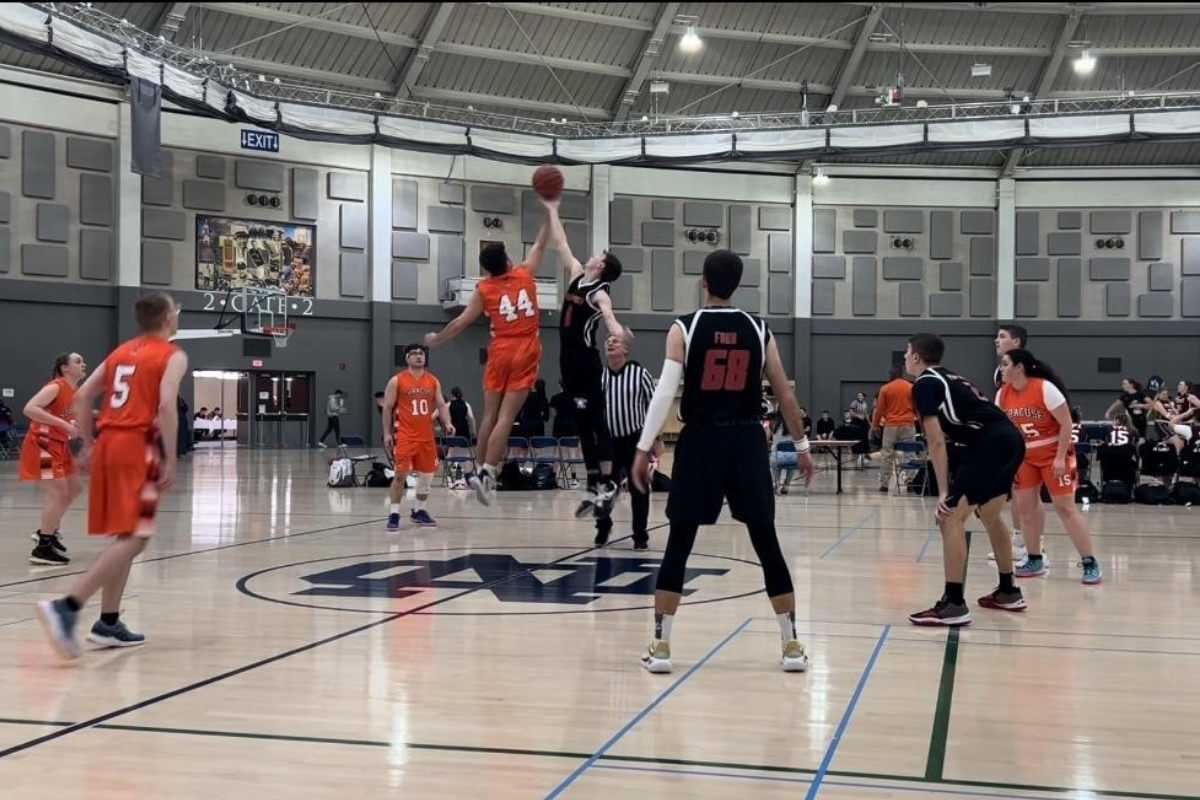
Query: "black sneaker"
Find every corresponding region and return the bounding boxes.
[633,538,649,551]
[30,543,69,566]
[977,586,1027,612]
[30,531,68,554]
[593,528,610,547]
[591,481,619,520]
[908,596,971,627]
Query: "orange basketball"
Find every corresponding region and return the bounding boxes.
[532,165,564,200]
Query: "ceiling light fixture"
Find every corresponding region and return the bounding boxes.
[1073,49,1096,75]
[970,62,992,78]
[679,25,702,53]
[813,167,830,187]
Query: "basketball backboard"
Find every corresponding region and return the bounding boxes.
[213,286,297,347]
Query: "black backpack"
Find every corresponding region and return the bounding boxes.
[1179,441,1200,479]
[531,463,557,490]
[1075,480,1099,504]
[365,462,393,487]
[1134,483,1173,505]
[1100,480,1133,504]
[1170,481,1200,506]
[1140,441,1179,478]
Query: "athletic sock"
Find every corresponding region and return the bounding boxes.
[100,612,119,626]
[776,611,797,642]
[944,582,965,605]
[483,463,498,476]
[999,572,1015,592]
[654,612,673,643]
[63,596,82,612]
[389,504,401,515]
[413,498,426,512]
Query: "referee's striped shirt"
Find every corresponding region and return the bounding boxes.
[602,361,656,438]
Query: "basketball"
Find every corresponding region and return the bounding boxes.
[532,165,564,199]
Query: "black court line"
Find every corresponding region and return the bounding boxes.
[924,627,961,782]
[0,533,640,761]
[0,717,1195,800]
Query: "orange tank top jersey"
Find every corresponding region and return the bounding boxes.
[478,266,540,339]
[33,377,77,442]
[997,377,1068,448]
[98,336,178,433]
[394,371,439,441]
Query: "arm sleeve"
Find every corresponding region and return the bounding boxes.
[637,359,683,452]
[1042,380,1067,410]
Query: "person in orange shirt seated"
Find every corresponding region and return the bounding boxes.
[871,365,917,492]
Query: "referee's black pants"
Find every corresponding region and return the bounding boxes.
[595,433,649,545]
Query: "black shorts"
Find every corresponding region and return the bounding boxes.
[945,423,1026,509]
[667,423,774,526]
[561,349,602,395]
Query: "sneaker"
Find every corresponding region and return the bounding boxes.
[575,487,599,519]
[987,544,1029,563]
[30,543,69,566]
[36,599,79,659]
[86,619,146,648]
[640,639,673,674]
[386,513,401,532]
[1080,557,1103,585]
[1015,556,1047,578]
[782,639,809,672]
[410,509,437,528]
[632,535,649,551]
[908,597,972,627]
[29,531,68,555]
[591,481,619,520]
[594,527,610,547]
[467,471,494,507]
[977,586,1027,612]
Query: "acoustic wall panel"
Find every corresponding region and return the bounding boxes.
[1015,284,1039,317]
[392,232,430,260]
[1057,211,1081,230]
[292,168,319,221]
[813,209,836,253]
[340,252,367,297]
[882,256,922,281]
[470,186,515,214]
[1015,257,1050,281]
[339,204,368,250]
[683,202,722,227]
[939,262,962,291]
[970,238,995,276]
[732,288,760,314]
[812,281,836,315]
[683,251,706,274]
[328,172,367,202]
[608,247,643,273]
[929,294,962,317]
[969,279,995,317]
[0,126,10,158]
[142,151,174,206]
[36,203,68,243]
[813,255,845,279]
[1138,293,1173,317]
[1016,212,1040,255]
[641,222,674,247]
[392,179,418,230]
[769,234,792,272]
[651,252,675,311]
[843,230,876,254]
[728,205,751,255]
[428,206,465,234]
[1089,257,1130,281]
[182,180,225,212]
[142,208,186,240]
[852,256,877,316]
[930,210,953,259]
[559,192,589,220]
[0,228,10,273]
[1090,211,1132,234]
[768,275,791,316]
[0,191,10,223]
[899,284,923,316]
[651,200,675,220]
[438,182,464,205]
[66,137,112,172]
[1172,211,1200,234]
[1150,262,1174,291]
[22,131,55,199]
[140,242,172,284]
[853,209,878,228]
[1183,279,1200,317]
[235,160,284,192]
[609,198,633,245]
[883,209,923,233]
[960,211,994,235]
[741,257,761,288]
[196,155,226,179]
[1057,258,1082,317]
[1140,211,1163,261]
[79,229,112,281]
[22,244,67,277]
[392,261,418,300]
[1106,283,1131,317]
[758,206,791,231]
[436,236,464,293]
[1183,238,1200,276]
[610,273,633,310]
[1048,232,1081,255]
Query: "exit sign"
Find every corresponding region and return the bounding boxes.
[240,130,279,153]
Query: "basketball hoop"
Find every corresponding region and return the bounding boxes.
[261,322,297,348]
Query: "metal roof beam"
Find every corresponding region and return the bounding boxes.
[831,4,883,108]
[486,3,653,31]
[410,87,612,119]
[435,42,632,78]
[615,1,679,122]
[652,71,1018,100]
[844,2,1200,14]
[193,2,418,49]
[150,3,191,37]
[867,42,1052,57]
[394,3,457,101]
[668,25,852,50]
[1004,13,1079,176]
[198,51,395,92]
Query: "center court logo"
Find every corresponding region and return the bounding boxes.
[237,548,762,616]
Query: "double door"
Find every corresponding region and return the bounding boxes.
[236,371,314,448]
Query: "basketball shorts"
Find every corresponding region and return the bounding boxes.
[88,430,162,537]
[395,438,438,475]
[485,337,542,394]
[19,432,76,481]
[945,423,1026,509]
[1015,443,1077,497]
[667,423,774,526]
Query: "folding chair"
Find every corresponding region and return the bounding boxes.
[505,436,530,467]
[893,440,928,493]
[556,436,585,488]
[440,435,476,487]
[337,436,376,487]
[528,436,561,487]
[772,439,800,494]
[0,423,12,459]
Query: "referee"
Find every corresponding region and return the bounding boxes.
[595,333,658,550]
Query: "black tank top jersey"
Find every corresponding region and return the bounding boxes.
[676,307,770,426]
[559,274,610,355]
[912,366,1012,445]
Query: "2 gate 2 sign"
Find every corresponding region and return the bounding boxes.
[241,129,280,153]
[201,291,314,317]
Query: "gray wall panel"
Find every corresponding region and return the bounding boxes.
[65,137,112,172]
[1107,283,1131,317]
[436,236,464,296]
[438,182,464,205]
[141,241,172,284]
[683,250,705,275]
[328,172,367,202]
[392,178,418,230]
[0,191,10,223]
[899,284,923,316]
[470,186,515,214]
[930,293,963,317]
[196,155,226,179]
[970,237,995,276]
[813,255,846,279]
[1016,257,1050,281]
[1139,211,1164,261]
[1048,232,1081,255]
[0,126,10,159]
[1089,257,1130,281]
[812,281,836,315]
[1183,238,1200,276]
[651,200,675,220]
[853,209,878,228]
[79,229,111,281]
[21,244,67,277]
[609,198,633,245]
[1057,258,1082,318]
[339,252,367,297]
[1058,211,1081,230]
[852,256,877,316]
[392,232,430,260]
[960,211,994,235]
[883,209,923,233]
[1016,212,1040,255]
[292,167,319,221]
[559,192,589,221]
[732,288,760,314]
[1090,210,1132,234]
[930,210,953,259]
[339,204,367,250]
[1150,262,1174,291]
[142,208,185,241]
[22,131,55,200]
[729,205,751,254]
[882,256,923,281]
[79,174,111,226]
[843,229,877,254]
[182,180,225,212]
[0,228,9,272]
[769,233,793,272]
[565,222,588,266]
[1183,279,1200,317]
[758,206,791,231]
[940,262,962,291]
[651,253,675,311]
[1138,293,1173,317]
[1172,211,1200,234]
[813,209,836,253]
[768,275,791,316]
[428,206,465,234]
[969,279,994,317]
[740,257,761,288]
[392,261,419,300]
[521,190,541,243]
[641,221,674,247]
[235,160,284,192]
[1015,284,1039,317]
[610,273,633,310]
[36,203,68,243]
[683,202,722,227]
[608,247,643,273]
[142,150,174,206]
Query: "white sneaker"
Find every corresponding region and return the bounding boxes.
[640,639,673,673]
[468,471,494,506]
[987,544,1029,563]
[782,639,809,672]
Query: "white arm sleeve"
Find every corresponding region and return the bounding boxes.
[1042,380,1067,411]
[637,359,684,452]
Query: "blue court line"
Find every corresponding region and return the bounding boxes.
[818,507,882,560]
[540,616,752,800]
[804,624,892,800]
[915,518,939,563]
[746,615,1200,644]
[593,763,1072,800]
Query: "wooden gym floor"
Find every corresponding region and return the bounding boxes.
[0,446,1197,799]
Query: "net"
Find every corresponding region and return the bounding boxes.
[262,323,297,349]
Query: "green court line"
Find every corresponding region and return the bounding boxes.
[925,626,961,781]
[0,716,1196,799]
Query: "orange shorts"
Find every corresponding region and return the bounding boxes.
[87,430,162,537]
[395,438,438,475]
[1015,445,1077,497]
[484,337,542,394]
[18,432,76,481]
